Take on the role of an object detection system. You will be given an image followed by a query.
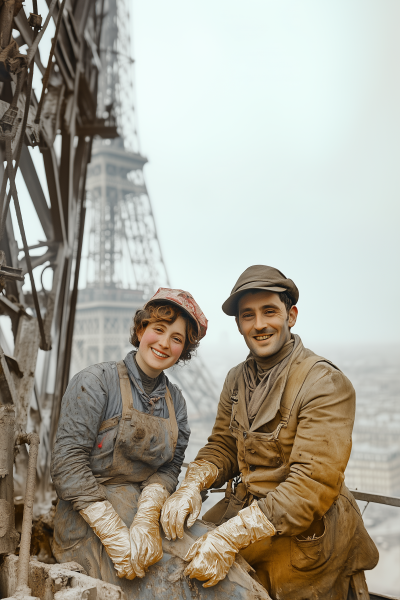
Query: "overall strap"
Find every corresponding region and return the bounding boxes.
[279,355,331,426]
[164,386,179,458]
[117,360,134,419]
[116,359,179,450]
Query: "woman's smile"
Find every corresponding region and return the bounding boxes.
[151,347,170,359]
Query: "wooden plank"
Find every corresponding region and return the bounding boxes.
[13,316,40,433]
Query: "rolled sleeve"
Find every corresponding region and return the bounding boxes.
[50,366,109,511]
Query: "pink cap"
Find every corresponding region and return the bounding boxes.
[145,288,208,340]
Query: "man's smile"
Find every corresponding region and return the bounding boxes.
[151,347,169,358]
[254,333,273,341]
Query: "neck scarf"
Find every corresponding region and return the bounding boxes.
[133,353,161,396]
[243,334,300,422]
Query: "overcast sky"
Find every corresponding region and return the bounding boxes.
[130,0,400,359]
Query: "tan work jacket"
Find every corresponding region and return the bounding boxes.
[197,339,378,598]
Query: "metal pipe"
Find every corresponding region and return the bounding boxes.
[14,432,40,596]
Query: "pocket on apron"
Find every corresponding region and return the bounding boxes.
[90,424,119,472]
[290,514,333,571]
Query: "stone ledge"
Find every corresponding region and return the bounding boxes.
[0,555,125,600]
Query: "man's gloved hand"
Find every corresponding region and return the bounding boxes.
[129,483,169,577]
[161,460,218,540]
[80,501,135,579]
[184,501,276,587]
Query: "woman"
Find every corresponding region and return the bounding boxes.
[51,287,207,591]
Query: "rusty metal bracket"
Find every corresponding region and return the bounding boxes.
[27,13,42,31]
[0,250,24,292]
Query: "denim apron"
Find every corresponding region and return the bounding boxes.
[53,361,178,590]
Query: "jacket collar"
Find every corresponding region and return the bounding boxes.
[234,338,305,431]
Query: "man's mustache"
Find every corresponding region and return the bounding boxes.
[251,328,276,336]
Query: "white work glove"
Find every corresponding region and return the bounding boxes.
[184,501,276,587]
[129,483,169,577]
[161,460,218,540]
[80,500,135,579]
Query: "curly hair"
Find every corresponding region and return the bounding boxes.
[130,302,200,363]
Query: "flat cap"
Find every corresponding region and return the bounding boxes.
[145,287,208,340]
[222,265,299,316]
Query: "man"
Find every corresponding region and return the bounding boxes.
[161,265,378,600]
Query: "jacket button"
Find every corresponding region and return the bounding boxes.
[249,465,256,471]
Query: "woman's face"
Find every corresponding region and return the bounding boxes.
[137,316,187,377]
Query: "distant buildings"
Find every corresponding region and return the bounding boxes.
[346,444,400,496]
[341,350,400,498]
[71,287,143,371]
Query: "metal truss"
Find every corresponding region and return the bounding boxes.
[0,0,112,521]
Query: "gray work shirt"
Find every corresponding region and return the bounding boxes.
[51,350,191,511]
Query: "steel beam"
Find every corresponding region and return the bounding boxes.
[41,144,67,244]
[19,145,53,240]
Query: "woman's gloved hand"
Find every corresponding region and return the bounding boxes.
[161,460,218,540]
[129,483,169,577]
[184,501,276,587]
[79,501,135,580]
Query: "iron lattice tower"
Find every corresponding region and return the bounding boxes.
[73,0,218,419]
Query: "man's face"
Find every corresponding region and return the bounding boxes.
[236,291,298,358]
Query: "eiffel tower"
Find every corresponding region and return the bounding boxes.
[71,0,218,421]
